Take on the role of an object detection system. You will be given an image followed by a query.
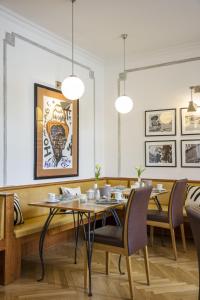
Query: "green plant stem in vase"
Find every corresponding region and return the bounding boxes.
[94,164,101,188]
[135,166,145,186]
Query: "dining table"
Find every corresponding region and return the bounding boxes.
[29,187,168,297]
[29,198,126,296]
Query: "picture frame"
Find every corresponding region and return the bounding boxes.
[145,109,176,136]
[34,83,79,179]
[181,140,200,168]
[180,107,200,135]
[145,140,177,167]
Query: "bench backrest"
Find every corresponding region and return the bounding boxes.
[0,179,106,220]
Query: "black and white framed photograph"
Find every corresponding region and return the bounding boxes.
[145,140,176,167]
[180,108,200,135]
[145,109,176,136]
[181,140,200,168]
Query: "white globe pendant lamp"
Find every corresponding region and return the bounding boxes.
[115,34,133,114]
[115,95,133,114]
[61,0,85,100]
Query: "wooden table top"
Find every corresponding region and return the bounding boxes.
[122,188,168,198]
[29,189,168,214]
[29,199,126,214]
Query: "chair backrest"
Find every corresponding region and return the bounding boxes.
[123,187,152,256]
[186,206,200,300]
[168,179,187,228]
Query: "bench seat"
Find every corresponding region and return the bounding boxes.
[14,213,76,239]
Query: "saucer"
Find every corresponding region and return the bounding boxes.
[152,188,166,193]
[46,199,60,203]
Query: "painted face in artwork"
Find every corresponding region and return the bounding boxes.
[46,121,69,166]
[46,104,70,166]
[49,124,67,164]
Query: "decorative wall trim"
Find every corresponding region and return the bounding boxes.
[3,31,96,185]
[126,56,200,73]
[117,55,200,177]
[117,77,121,177]
[3,37,7,186]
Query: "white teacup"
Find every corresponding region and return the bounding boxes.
[114,191,122,200]
[80,194,87,203]
[48,193,56,201]
[87,189,94,200]
[157,184,163,191]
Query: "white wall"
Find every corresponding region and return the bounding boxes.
[0,6,105,186]
[1,6,200,186]
[105,47,200,180]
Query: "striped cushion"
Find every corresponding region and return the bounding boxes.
[14,193,24,225]
[185,185,200,208]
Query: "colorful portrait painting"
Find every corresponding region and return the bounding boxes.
[34,84,79,179]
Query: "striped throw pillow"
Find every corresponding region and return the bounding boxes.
[14,193,24,225]
[185,185,200,208]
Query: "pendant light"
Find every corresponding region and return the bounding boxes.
[187,86,197,112]
[61,0,85,100]
[115,34,133,114]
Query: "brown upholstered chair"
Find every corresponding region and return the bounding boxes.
[147,179,187,260]
[186,206,200,300]
[84,187,152,299]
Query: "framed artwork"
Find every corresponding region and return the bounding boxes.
[181,140,200,168]
[145,109,176,136]
[145,140,176,167]
[34,83,79,179]
[180,108,200,135]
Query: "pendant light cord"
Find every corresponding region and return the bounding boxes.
[72,0,75,75]
[121,34,127,95]
[123,35,126,95]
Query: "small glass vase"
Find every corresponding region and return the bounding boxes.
[137,177,142,186]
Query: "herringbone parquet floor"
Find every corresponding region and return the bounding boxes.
[0,238,198,300]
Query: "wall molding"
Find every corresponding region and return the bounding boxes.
[0,5,103,65]
[126,56,200,74]
[3,31,96,185]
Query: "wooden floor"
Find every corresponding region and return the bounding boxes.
[0,237,198,300]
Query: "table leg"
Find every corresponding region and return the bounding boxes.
[153,197,165,246]
[102,211,107,226]
[73,211,80,264]
[109,209,124,274]
[80,212,96,296]
[110,208,121,226]
[154,196,162,212]
[38,208,59,281]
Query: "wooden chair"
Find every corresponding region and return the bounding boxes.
[147,179,187,260]
[84,187,152,299]
[186,206,200,300]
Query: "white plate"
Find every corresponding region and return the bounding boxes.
[152,188,166,192]
[46,199,60,203]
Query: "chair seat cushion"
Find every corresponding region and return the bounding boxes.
[94,225,123,247]
[147,210,169,223]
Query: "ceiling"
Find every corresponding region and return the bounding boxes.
[1,0,200,60]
